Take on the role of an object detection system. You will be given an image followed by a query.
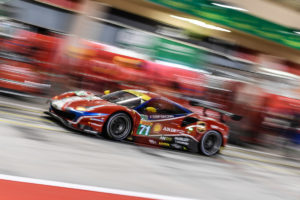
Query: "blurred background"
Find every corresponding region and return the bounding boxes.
[1,0,300,164]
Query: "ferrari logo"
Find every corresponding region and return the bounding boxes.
[196,121,206,133]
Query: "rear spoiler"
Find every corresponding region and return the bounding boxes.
[189,99,242,122]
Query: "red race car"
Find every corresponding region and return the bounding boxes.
[46,89,241,156]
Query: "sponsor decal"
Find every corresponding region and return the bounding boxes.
[152,123,162,133]
[158,142,170,147]
[149,115,174,119]
[174,137,189,142]
[175,141,189,146]
[186,127,194,134]
[174,137,189,146]
[140,120,153,126]
[148,139,157,145]
[159,136,173,142]
[196,121,206,133]
[171,143,182,150]
[187,127,193,131]
[162,127,185,134]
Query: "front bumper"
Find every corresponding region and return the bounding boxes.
[45,111,99,135]
[45,111,74,129]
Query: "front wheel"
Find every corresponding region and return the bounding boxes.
[104,113,132,140]
[199,130,222,156]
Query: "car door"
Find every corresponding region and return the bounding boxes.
[134,98,191,138]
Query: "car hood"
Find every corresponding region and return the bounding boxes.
[51,95,114,111]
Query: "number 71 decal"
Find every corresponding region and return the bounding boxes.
[137,124,151,136]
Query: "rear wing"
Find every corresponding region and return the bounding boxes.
[188,99,242,122]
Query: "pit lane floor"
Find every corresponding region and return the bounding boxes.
[0,95,299,200]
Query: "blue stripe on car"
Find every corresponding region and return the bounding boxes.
[68,109,108,121]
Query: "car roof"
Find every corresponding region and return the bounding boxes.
[123,89,159,101]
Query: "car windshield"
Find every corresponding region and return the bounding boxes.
[100,91,143,108]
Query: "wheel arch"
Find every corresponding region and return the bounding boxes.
[210,129,224,146]
[206,121,229,147]
[107,110,133,123]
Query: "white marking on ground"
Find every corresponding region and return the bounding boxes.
[0,100,45,112]
[0,174,197,200]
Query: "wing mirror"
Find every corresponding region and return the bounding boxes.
[145,107,157,113]
[104,90,110,95]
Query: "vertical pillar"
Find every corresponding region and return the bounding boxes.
[53,0,108,93]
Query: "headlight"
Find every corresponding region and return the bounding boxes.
[75,106,87,111]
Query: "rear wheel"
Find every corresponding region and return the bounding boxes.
[105,113,132,140]
[199,130,222,156]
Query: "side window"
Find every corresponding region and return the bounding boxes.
[137,99,188,116]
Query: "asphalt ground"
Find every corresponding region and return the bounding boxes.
[0,94,299,200]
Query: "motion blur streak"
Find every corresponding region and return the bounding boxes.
[1,0,300,199]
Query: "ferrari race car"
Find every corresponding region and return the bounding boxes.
[46,89,241,156]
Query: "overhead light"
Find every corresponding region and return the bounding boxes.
[155,60,210,74]
[170,15,231,32]
[212,3,248,12]
[294,31,300,35]
[260,67,300,80]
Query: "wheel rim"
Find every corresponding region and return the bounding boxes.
[111,117,126,135]
[108,114,131,140]
[201,131,222,156]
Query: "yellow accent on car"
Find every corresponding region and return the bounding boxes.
[145,107,157,113]
[75,106,87,111]
[159,142,170,147]
[104,90,110,95]
[153,123,162,132]
[124,90,151,101]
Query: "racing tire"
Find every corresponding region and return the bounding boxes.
[104,112,132,140]
[199,130,222,156]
